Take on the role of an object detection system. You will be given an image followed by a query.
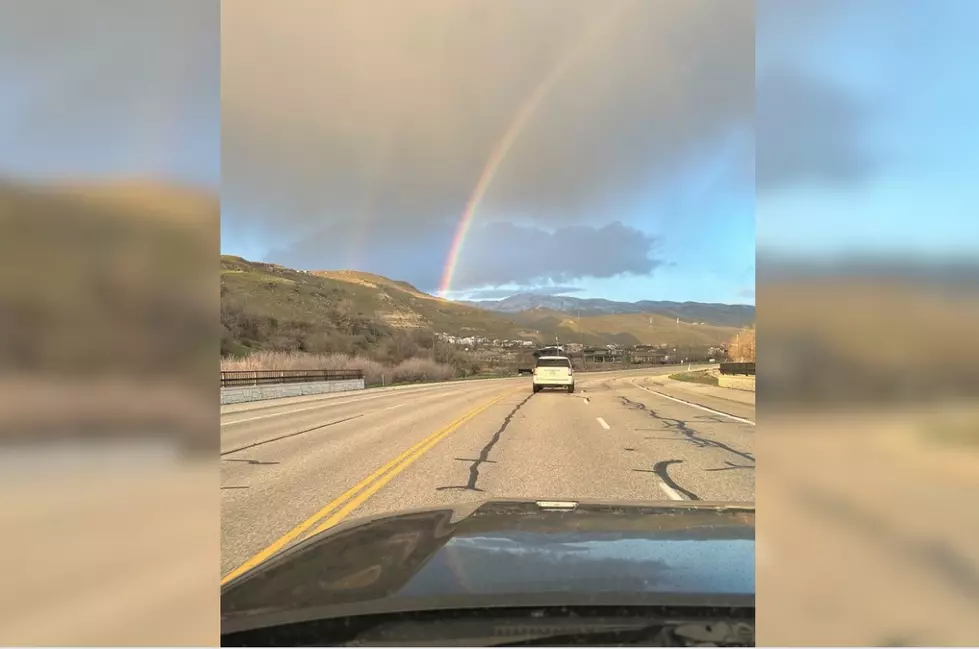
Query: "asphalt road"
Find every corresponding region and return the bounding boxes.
[220,368,755,581]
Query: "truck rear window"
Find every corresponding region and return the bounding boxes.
[536,358,571,368]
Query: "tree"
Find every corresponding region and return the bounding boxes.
[726,326,756,362]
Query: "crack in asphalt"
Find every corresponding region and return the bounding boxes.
[222,458,280,466]
[704,460,754,472]
[437,393,534,493]
[619,396,755,463]
[653,459,700,500]
[220,414,363,456]
[634,459,700,500]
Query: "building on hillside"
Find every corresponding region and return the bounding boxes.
[629,346,669,364]
[582,347,624,363]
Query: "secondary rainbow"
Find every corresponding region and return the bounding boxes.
[437,0,635,297]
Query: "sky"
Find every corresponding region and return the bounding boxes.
[4,1,974,306]
[0,0,219,189]
[756,0,979,260]
[219,0,756,305]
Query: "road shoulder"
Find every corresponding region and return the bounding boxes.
[645,373,755,407]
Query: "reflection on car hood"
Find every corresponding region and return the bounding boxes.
[222,499,755,633]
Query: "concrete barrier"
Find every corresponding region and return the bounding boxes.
[718,375,756,392]
[220,378,365,405]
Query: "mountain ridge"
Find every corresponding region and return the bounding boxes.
[462,293,755,327]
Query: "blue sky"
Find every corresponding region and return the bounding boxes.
[756,0,979,259]
[0,1,219,190]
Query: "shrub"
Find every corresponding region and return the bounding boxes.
[220,350,456,386]
[389,357,456,384]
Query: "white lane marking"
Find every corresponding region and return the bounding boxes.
[634,383,755,426]
[596,417,610,430]
[222,399,366,426]
[583,397,590,404]
[221,389,433,426]
[658,482,685,501]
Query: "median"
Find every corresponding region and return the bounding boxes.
[669,364,756,393]
[668,369,719,386]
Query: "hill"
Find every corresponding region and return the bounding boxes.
[220,256,540,357]
[3,178,216,377]
[1,177,218,451]
[221,256,743,357]
[508,308,743,347]
[463,293,755,327]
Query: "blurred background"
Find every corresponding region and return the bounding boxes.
[0,0,219,644]
[756,0,979,645]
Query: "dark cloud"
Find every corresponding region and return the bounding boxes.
[756,69,877,193]
[222,0,753,280]
[457,221,659,288]
[756,0,885,195]
[267,221,452,292]
[268,219,658,293]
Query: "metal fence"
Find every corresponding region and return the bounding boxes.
[719,362,755,376]
[221,369,365,388]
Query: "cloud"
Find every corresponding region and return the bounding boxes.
[756,0,887,196]
[456,221,660,288]
[268,219,659,293]
[222,0,753,275]
[756,69,878,193]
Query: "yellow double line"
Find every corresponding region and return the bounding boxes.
[221,388,515,586]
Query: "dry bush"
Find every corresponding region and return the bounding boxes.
[389,357,456,383]
[220,350,455,386]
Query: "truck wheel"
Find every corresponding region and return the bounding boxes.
[567,384,575,394]
[532,385,540,393]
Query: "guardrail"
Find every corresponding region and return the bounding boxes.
[221,369,365,388]
[719,362,755,376]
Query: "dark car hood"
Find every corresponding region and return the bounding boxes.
[222,499,755,634]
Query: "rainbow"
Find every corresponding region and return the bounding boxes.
[437,0,635,297]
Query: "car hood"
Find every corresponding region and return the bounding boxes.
[222,499,755,634]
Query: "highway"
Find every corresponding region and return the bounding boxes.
[220,367,755,582]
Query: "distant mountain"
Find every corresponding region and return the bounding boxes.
[462,294,755,328]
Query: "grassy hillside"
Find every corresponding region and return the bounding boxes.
[3,179,216,377]
[220,256,541,358]
[580,313,738,346]
[508,309,738,347]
